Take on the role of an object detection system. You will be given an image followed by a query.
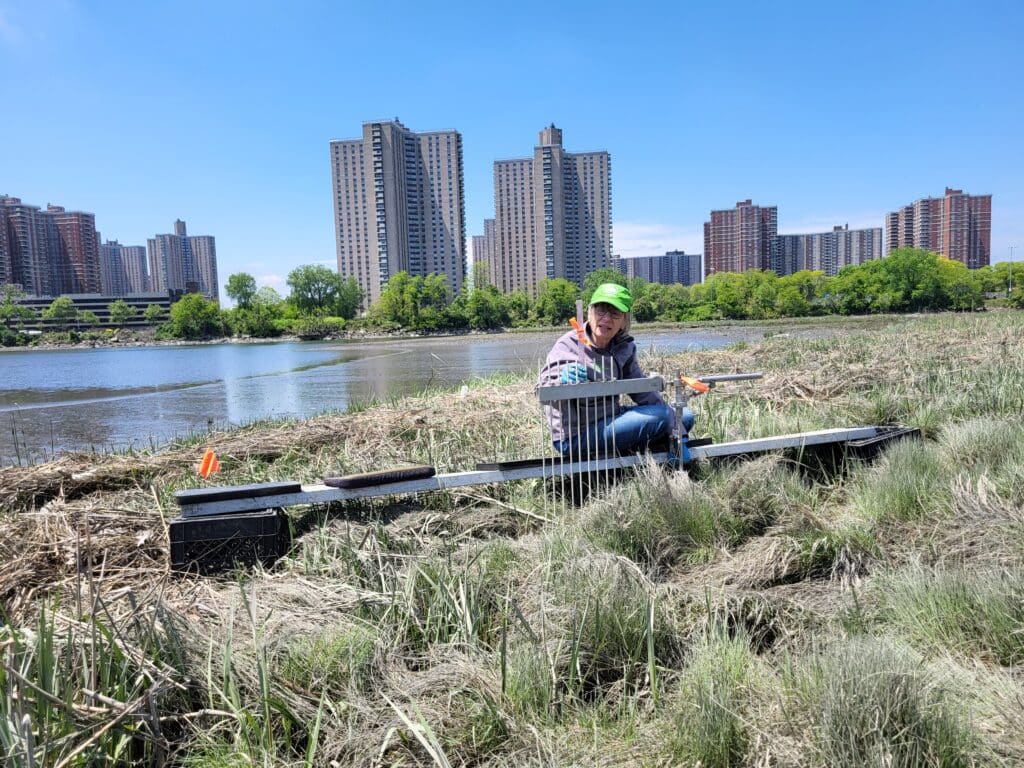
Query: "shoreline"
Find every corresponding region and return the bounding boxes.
[0,311,921,353]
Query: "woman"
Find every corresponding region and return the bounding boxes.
[538,283,675,457]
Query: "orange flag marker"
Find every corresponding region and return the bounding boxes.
[198,447,221,479]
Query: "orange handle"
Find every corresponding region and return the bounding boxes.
[679,375,711,394]
[569,317,592,347]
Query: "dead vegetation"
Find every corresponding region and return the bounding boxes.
[2,311,1024,766]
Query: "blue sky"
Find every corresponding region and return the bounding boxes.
[1,0,1021,300]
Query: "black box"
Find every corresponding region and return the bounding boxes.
[169,509,292,574]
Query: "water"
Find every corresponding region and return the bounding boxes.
[0,328,759,466]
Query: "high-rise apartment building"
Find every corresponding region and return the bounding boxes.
[615,250,703,286]
[0,204,12,287]
[775,225,883,276]
[703,200,778,278]
[330,119,466,305]
[470,218,497,286]
[492,125,612,294]
[884,187,992,268]
[147,219,219,300]
[100,240,150,295]
[189,235,218,301]
[48,205,101,293]
[0,196,100,295]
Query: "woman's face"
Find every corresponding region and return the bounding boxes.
[588,302,625,348]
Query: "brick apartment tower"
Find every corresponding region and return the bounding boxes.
[47,205,101,293]
[330,119,466,306]
[492,125,612,294]
[703,200,778,278]
[0,196,100,295]
[884,187,992,268]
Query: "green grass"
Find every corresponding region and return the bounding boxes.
[782,636,987,768]
[872,564,1024,665]
[668,628,760,768]
[6,311,1024,766]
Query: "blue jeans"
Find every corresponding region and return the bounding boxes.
[555,403,675,457]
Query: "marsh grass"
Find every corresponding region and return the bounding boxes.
[3,311,1024,765]
[872,564,1024,665]
[782,636,987,768]
[849,438,952,523]
[668,627,761,768]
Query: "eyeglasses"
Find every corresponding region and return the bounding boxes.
[591,303,624,320]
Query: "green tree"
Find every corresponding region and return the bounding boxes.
[629,279,662,322]
[937,257,982,311]
[471,259,491,289]
[775,284,811,317]
[372,271,421,328]
[465,284,510,330]
[534,278,579,326]
[108,299,137,328]
[143,303,166,325]
[226,286,285,337]
[505,290,532,326]
[747,274,779,319]
[0,284,36,329]
[225,273,258,309]
[287,264,343,315]
[42,296,79,330]
[583,268,627,298]
[78,310,100,328]
[168,293,224,339]
[706,273,747,319]
[336,277,363,320]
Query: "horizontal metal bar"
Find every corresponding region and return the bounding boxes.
[699,372,764,385]
[176,426,883,518]
[537,375,664,403]
[689,426,877,459]
[177,452,661,517]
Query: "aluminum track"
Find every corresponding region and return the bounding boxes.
[176,426,880,518]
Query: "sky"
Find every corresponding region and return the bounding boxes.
[1,0,1022,302]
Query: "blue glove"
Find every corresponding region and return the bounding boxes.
[559,362,589,384]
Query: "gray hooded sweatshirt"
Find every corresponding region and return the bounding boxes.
[537,324,665,444]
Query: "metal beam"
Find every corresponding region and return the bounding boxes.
[176,426,882,518]
[536,375,664,402]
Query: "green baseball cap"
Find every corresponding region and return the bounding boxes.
[589,283,632,313]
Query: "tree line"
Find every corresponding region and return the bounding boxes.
[2,249,1022,344]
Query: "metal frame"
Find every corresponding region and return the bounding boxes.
[176,425,881,518]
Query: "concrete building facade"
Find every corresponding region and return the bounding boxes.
[470,217,497,287]
[775,225,883,276]
[189,235,218,301]
[492,125,612,294]
[147,219,219,300]
[615,250,703,286]
[330,119,466,305]
[884,187,992,268]
[703,200,778,278]
[100,240,150,295]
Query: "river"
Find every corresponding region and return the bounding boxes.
[0,327,761,466]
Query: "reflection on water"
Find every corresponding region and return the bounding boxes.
[0,328,758,465]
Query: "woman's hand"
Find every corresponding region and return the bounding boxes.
[559,363,589,384]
